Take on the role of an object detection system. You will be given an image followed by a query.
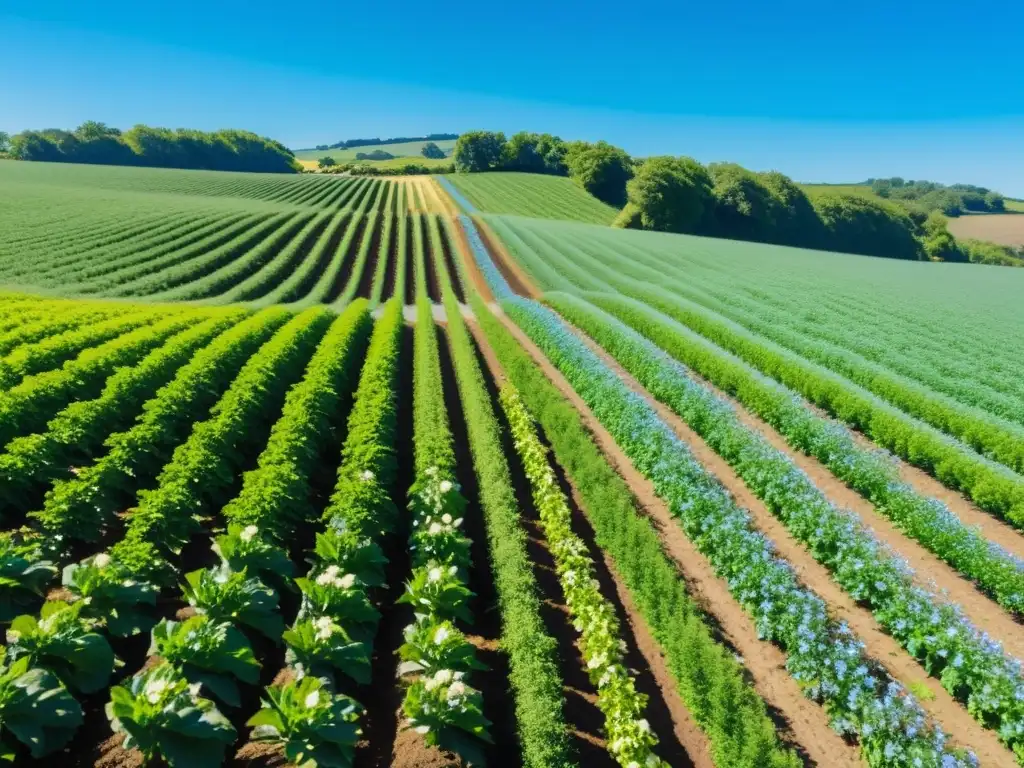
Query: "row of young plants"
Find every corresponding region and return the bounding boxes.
[0,309,310,761]
[502,295,977,768]
[0,311,206,449]
[0,311,245,516]
[0,302,116,356]
[498,384,667,768]
[546,292,1024,759]
[367,184,398,307]
[330,182,391,308]
[470,292,801,768]
[433,253,577,768]
[77,212,273,295]
[248,298,405,767]
[101,302,376,768]
[0,307,169,390]
[398,294,493,762]
[26,307,292,547]
[583,293,1024,614]
[652,265,1024,475]
[552,248,1024,530]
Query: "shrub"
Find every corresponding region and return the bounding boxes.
[453,131,507,172]
[811,191,922,260]
[421,141,446,160]
[564,141,633,207]
[626,156,713,233]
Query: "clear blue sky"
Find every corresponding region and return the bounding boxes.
[2,2,1022,195]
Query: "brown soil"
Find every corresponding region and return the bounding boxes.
[947,213,1024,247]
[426,178,461,218]
[485,306,863,768]
[561,317,1016,765]
[94,734,144,768]
[682,366,1024,653]
[472,218,541,299]
[390,727,459,768]
[233,741,288,767]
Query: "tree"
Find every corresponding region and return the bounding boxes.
[985,191,1005,212]
[757,171,825,248]
[453,131,507,172]
[318,156,337,169]
[564,141,633,207]
[612,203,643,229]
[812,192,922,260]
[75,121,120,141]
[0,132,9,153]
[502,132,567,175]
[421,142,446,160]
[921,211,966,262]
[708,163,780,241]
[625,156,713,233]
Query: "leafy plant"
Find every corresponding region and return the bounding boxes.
[106,662,236,767]
[283,617,370,684]
[6,600,116,694]
[397,619,485,678]
[62,551,158,637]
[149,616,260,707]
[296,570,379,631]
[0,648,82,760]
[398,563,473,623]
[403,670,492,766]
[212,524,295,588]
[183,565,284,642]
[248,676,363,768]
[0,533,55,621]
[312,530,387,587]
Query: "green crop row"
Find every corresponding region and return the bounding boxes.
[470,294,800,768]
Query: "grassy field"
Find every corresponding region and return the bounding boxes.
[293,139,457,163]
[444,171,620,224]
[3,161,1024,768]
[1006,198,1024,212]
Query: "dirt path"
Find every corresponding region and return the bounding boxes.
[560,318,1015,766]
[480,306,863,768]
[468,318,715,768]
[665,356,1024,656]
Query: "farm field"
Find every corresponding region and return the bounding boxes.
[947,212,1024,246]
[442,172,620,224]
[293,140,457,163]
[1,160,1023,768]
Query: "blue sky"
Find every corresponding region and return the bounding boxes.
[2,2,1022,195]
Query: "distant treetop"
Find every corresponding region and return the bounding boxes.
[307,133,459,152]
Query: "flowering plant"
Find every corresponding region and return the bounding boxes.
[6,599,115,694]
[105,662,236,767]
[149,616,260,707]
[62,551,158,637]
[283,616,371,684]
[312,530,387,587]
[295,569,380,631]
[397,619,486,678]
[247,675,363,768]
[403,669,492,766]
[183,565,283,642]
[212,523,294,588]
[398,562,473,623]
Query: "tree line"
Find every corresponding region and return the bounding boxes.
[310,133,459,151]
[7,122,301,173]
[453,131,1022,265]
[867,178,1005,217]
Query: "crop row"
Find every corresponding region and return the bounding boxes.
[582,293,1024,613]
[547,292,1024,758]
[503,295,975,767]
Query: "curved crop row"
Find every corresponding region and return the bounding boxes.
[31,308,291,542]
[547,292,1024,758]
[0,312,243,516]
[503,296,974,767]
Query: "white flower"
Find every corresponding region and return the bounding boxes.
[414,725,430,734]
[447,681,466,699]
[360,470,375,482]
[338,573,356,589]
[646,756,661,767]
[314,616,332,631]
[452,518,463,528]
[316,565,341,586]
[637,718,651,733]
[93,553,111,569]
[428,523,443,535]
[304,689,320,709]
[433,626,450,645]
[144,678,169,704]
[439,480,453,493]
[433,669,453,686]
[188,682,203,698]
[441,513,453,525]
[428,567,442,583]
[448,565,458,576]
[5,630,20,644]
[240,525,258,542]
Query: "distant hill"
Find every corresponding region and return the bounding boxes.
[293,139,457,164]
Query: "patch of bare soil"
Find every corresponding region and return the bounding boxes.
[562,315,1016,766]
[947,213,1024,247]
[486,306,863,768]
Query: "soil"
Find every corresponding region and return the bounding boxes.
[485,305,862,768]
[472,218,541,300]
[562,316,1016,766]
[947,213,1024,248]
[233,741,288,767]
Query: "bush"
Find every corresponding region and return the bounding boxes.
[626,156,712,233]
[502,132,568,175]
[611,203,643,229]
[564,141,633,207]
[453,131,507,172]
[421,142,446,160]
[317,157,336,169]
[354,150,395,161]
[708,163,778,241]
[756,171,825,247]
[812,192,922,260]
